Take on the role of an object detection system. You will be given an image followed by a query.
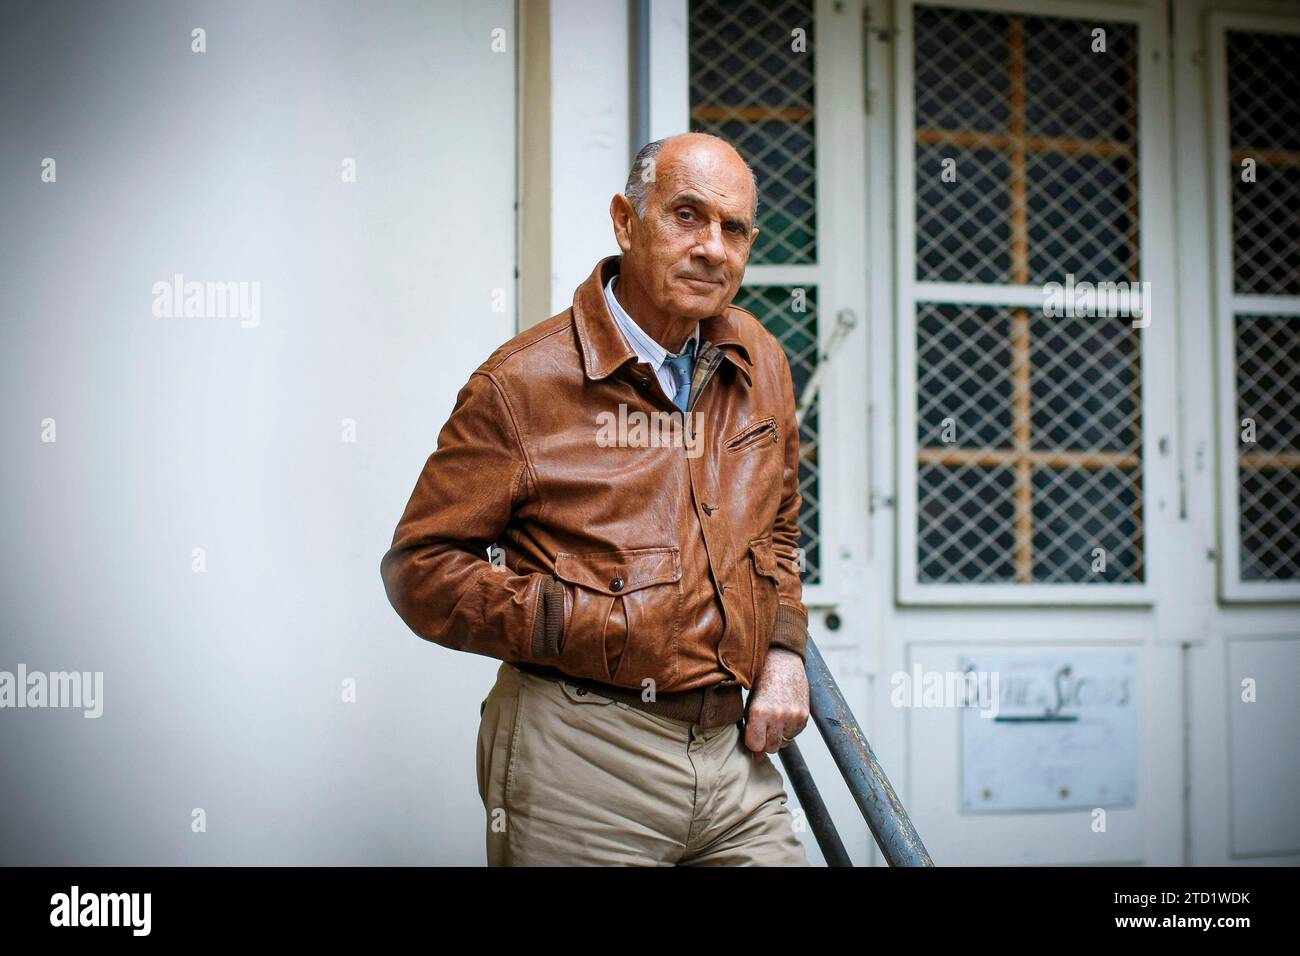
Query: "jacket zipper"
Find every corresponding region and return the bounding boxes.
[726,419,778,451]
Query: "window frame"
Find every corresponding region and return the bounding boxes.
[658,0,872,611]
[892,0,1176,605]
[1208,9,1300,602]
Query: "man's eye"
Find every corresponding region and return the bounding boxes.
[677,209,695,221]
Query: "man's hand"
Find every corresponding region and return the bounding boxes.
[742,647,809,763]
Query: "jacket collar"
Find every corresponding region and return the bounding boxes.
[573,255,753,386]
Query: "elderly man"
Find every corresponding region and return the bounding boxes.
[381,132,811,866]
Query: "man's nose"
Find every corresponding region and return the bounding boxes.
[695,221,727,265]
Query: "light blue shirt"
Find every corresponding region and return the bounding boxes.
[604,273,699,406]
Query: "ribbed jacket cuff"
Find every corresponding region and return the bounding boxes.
[531,576,566,658]
[768,604,809,661]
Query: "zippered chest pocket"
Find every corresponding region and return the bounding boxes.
[724,416,779,454]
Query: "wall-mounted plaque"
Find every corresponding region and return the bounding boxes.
[959,652,1137,813]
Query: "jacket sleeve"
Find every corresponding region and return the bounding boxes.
[380,370,566,662]
[767,345,811,661]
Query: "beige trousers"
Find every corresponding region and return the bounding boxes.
[476,661,809,866]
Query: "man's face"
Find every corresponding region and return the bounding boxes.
[615,138,759,322]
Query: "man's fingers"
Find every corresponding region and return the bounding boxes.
[765,719,786,754]
[746,704,801,759]
[744,709,770,755]
[778,721,806,748]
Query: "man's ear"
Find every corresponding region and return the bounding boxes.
[748,225,761,252]
[610,194,636,253]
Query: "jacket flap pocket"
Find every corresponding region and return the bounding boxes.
[748,538,780,580]
[554,547,681,594]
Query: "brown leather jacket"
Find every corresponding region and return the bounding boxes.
[380,254,809,693]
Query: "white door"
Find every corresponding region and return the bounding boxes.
[653,0,1298,865]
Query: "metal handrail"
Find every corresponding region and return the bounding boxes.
[777,638,934,867]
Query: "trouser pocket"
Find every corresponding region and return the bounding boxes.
[477,665,525,862]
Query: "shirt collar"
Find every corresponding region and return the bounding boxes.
[604,273,699,371]
[572,255,751,386]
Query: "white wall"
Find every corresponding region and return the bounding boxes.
[0,0,516,864]
[548,0,630,314]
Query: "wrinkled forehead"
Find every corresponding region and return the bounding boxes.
[653,144,756,219]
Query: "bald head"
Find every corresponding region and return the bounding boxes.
[624,132,758,222]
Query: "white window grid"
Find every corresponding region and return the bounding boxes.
[893,0,1173,604]
[1208,11,1300,602]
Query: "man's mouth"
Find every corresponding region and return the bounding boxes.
[681,276,722,288]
